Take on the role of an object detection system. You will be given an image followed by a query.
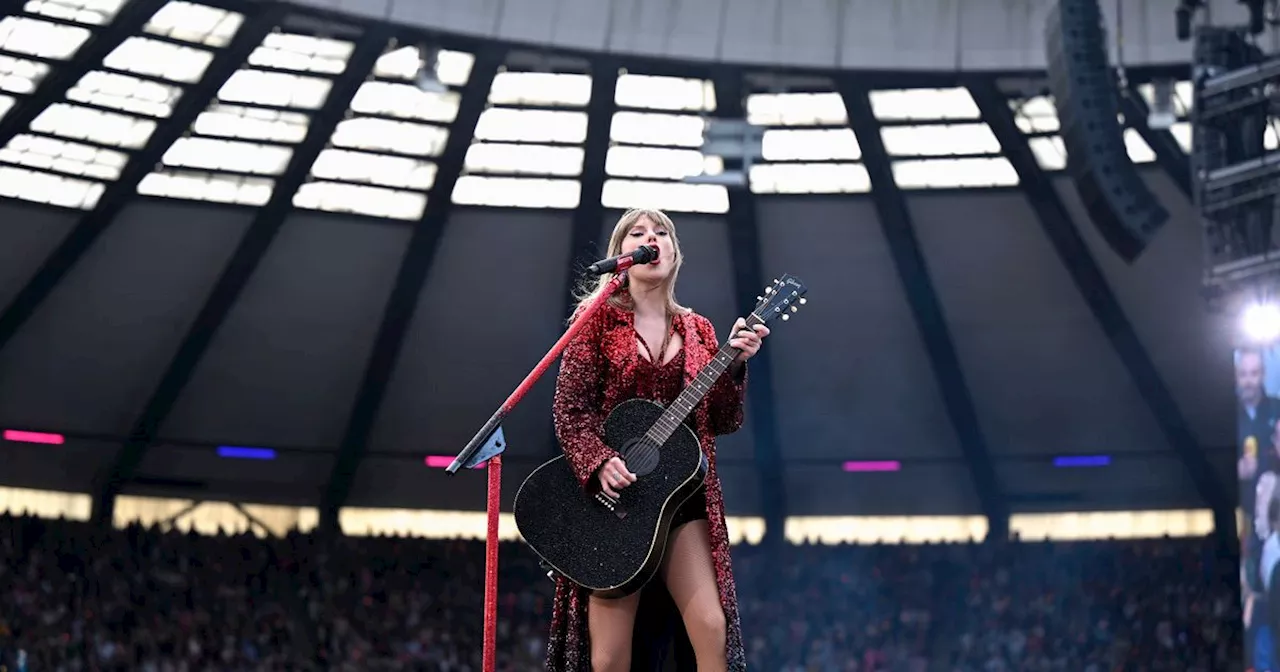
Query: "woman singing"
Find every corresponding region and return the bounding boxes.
[544,208,768,671]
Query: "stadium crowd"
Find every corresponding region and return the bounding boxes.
[0,512,1242,671]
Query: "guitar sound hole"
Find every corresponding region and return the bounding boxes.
[622,437,660,476]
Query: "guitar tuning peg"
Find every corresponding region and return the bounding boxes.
[756,295,763,301]
[790,306,798,312]
[799,298,807,305]
[772,278,779,283]
[781,314,790,321]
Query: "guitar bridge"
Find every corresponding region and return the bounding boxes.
[594,492,628,520]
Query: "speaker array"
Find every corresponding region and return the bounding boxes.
[1045,0,1169,262]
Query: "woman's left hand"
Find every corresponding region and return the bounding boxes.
[728,317,770,363]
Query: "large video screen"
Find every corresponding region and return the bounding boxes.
[1236,344,1280,670]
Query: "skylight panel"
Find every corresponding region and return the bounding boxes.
[104,37,214,84]
[350,81,459,123]
[1028,136,1067,170]
[891,157,1018,188]
[609,111,705,147]
[310,149,436,190]
[0,15,91,60]
[0,164,103,208]
[294,181,427,220]
[602,179,727,214]
[0,54,49,95]
[464,142,583,176]
[1123,128,1155,163]
[218,69,332,109]
[870,87,980,121]
[1010,95,1060,134]
[161,137,292,175]
[488,71,591,107]
[452,175,580,209]
[750,162,870,194]
[248,32,354,75]
[0,133,127,179]
[192,104,308,143]
[331,117,448,157]
[138,169,272,206]
[67,71,183,118]
[747,92,847,126]
[143,2,242,48]
[23,0,126,26]
[615,73,715,112]
[880,123,1002,157]
[473,108,587,144]
[762,128,860,161]
[31,103,155,148]
[371,46,472,86]
[605,145,710,180]
[434,49,473,86]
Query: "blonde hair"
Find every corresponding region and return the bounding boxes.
[571,208,688,321]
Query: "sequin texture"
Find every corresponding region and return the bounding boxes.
[544,301,748,671]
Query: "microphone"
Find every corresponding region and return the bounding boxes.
[587,245,658,274]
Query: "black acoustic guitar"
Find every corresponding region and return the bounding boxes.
[513,274,807,598]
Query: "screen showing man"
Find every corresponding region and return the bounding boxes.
[1237,345,1280,671]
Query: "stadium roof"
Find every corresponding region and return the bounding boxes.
[0,0,1261,536]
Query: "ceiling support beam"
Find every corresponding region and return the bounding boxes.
[548,59,618,456]
[970,78,1236,544]
[0,0,169,149]
[91,22,389,527]
[839,81,1009,540]
[318,47,504,535]
[0,0,273,353]
[1121,87,1191,198]
[562,60,617,328]
[714,71,788,546]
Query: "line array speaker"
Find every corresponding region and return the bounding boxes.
[1045,0,1169,262]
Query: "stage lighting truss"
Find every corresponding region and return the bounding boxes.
[1192,26,1280,299]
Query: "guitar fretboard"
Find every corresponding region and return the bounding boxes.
[642,313,762,446]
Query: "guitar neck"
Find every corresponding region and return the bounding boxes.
[644,313,762,445]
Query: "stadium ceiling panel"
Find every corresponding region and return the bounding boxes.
[0,0,1236,523]
[304,0,1237,71]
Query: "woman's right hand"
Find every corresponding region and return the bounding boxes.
[598,456,636,498]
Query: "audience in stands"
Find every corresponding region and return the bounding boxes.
[0,513,1242,671]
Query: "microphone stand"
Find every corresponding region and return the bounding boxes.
[446,269,630,672]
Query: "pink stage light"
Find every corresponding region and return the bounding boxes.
[842,460,900,472]
[424,454,481,469]
[3,429,65,445]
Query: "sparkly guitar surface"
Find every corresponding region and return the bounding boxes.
[513,275,807,598]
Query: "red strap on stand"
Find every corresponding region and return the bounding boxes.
[448,269,631,672]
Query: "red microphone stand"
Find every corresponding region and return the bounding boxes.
[445,265,632,672]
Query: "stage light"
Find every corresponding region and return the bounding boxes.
[216,446,276,460]
[1243,303,1280,342]
[3,429,64,445]
[842,460,901,472]
[1053,455,1111,467]
[425,454,481,469]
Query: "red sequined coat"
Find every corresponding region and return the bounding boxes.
[545,300,748,671]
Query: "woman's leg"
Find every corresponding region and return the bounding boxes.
[587,591,641,672]
[661,520,728,671]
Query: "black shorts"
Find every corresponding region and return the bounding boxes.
[669,485,708,530]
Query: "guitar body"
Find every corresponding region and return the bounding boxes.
[513,398,708,598]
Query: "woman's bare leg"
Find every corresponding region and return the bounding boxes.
[587,590,641,672]
[661,520,728,671]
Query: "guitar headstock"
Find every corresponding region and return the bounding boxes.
[750,273,808,327]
